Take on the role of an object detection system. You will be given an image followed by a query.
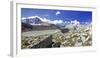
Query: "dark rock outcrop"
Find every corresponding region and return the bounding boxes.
[22,23,33,32]
[52,42,61,48]
[60,28,69,33]
[31,35,53,48]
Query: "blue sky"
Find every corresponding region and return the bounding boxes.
[21,8,92,24]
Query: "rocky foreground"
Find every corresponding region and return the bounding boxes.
[21,24,92,49]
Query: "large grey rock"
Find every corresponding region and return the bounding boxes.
[30,35,53,48]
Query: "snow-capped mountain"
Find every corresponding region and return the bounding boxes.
[22,16,79,28]
[21,16,91,30]
[21,16,43,25]
[21,16,64,25]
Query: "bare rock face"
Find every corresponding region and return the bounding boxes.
[31,35,53,48]
[22,35,55,49]
[22,23,33,32]
[52,42,61,48]
[60,28,69,33]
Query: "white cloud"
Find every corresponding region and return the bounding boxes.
[51,20,63,24]
[22,17,27,20]
[41,18,63,24]
[56,11,61,15]
[71,20,80,25]
[65,20,80,28]
[27,16,40,19]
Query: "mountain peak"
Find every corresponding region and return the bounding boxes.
[21,16,42,25]
[27,16,41,19]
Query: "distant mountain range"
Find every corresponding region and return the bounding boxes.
[21,16,91,30]
[21,16,60,31]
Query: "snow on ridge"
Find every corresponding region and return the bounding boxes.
[21,16,91,26]
[21,16,64,24]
